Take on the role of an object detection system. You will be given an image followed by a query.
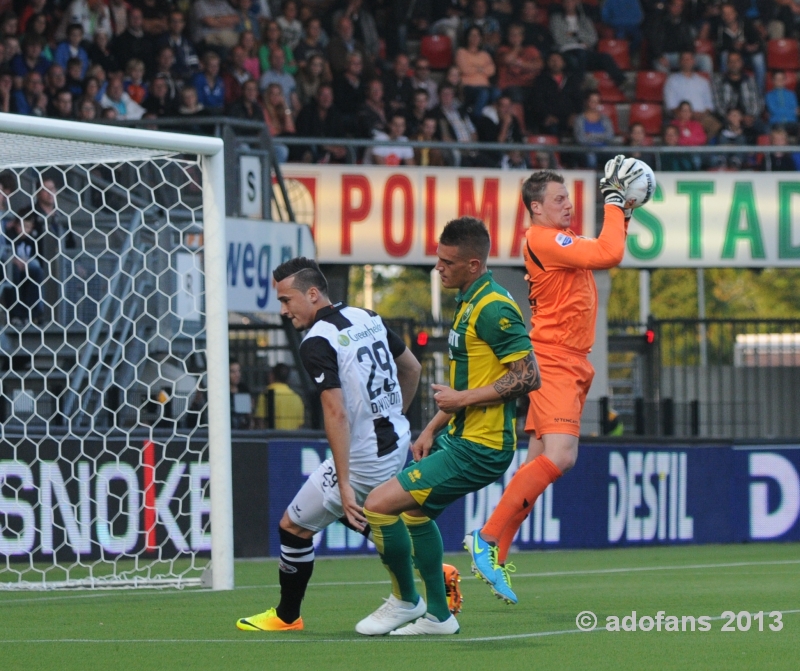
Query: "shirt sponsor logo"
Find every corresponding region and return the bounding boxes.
[338,334,350,346]
[499,317,512,330]
[346,319,384,342]
[555,232,573,247]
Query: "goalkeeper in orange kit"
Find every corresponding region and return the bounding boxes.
[464,155,642,604]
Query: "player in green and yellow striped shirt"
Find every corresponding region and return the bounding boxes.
[354,216,541,637]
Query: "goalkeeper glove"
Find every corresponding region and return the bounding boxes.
[599,154,643,213]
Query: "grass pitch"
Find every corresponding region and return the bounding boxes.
[1,543,798,671]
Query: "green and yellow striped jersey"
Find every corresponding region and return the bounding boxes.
[446,271,532,451]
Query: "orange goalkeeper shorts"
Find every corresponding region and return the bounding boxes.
[525,344,595,439]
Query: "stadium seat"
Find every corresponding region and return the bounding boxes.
[526,134,560,167]
[592,71,625,103]
[694,39,715,59]
[767,39,800,70]
[629,102,663,136]
[597,102,620,134]
[635,71,667,103]
[766,70,798,91]
[598,39,631,70]
[420,35,453,70]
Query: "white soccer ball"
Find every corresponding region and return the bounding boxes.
[624,159,656,209]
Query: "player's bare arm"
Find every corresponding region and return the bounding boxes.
[320,387,367,531]
[393,347,422,413]
[411,410,453,461]
[431,350,540,413]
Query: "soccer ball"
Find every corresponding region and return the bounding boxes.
[624,159,656,209]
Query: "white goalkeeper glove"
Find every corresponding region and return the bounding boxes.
[599,154,643,216]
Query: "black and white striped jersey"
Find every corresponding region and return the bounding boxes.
[299,303,411,475]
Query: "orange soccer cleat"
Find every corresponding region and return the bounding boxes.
[443,563,463,615]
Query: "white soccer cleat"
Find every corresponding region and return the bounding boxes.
[389,614,461,636]
[355,594,427,635]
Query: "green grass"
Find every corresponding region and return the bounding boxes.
[1,543,798,671]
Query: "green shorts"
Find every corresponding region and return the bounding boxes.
[396,432,515,519]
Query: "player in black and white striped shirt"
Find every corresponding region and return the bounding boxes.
[236,257,422,632]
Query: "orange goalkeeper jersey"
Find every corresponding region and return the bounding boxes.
[523,204,627,354]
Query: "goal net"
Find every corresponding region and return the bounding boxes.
[0,114,233,590]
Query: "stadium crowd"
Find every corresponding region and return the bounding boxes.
[0,0,799,169]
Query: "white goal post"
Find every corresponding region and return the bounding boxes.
[0,113,233,590]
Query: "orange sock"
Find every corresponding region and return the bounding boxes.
[481,455,563,551]
[497,506,531,564]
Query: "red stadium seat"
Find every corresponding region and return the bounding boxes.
[526,134,560,167]
[596,102,620,134]
[635,71,667,102]
[420,35,453,70]
[592,70,625,102]
[598,39,631,70]
[629,102,663,136]
[694,39,715,59]
[766,70,798,91]
[767,39,800,70]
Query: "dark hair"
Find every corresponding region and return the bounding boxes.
[463,25,483,47]
[273,256,328,294]
[0,169,17,194]
[522,170,564,213]
[272,363,291,383]
[67,22,83,34]
[439,217,491,263]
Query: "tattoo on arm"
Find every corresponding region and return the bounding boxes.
[493,351,541,400]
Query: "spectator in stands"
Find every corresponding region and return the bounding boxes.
[711,108,749,168]
[227,77,262,120]
[191,0,241,51]
[528,51,583,135]
[222,45,252,106]
[138,0,169,36]
[550,0,625,87]
[434,82,481,166]
[277,0,303,51]
[10,35,50,89]
[76,95,99,121]
[462,0,502,53]
[35,178,74,249]
[496,22,542,106]
[107,0,128,36]
[159,11,200,80]
[143,75,178,117]
[332,50,366,133]
[475,94,524,167]
[367,112,415,165]
[626,122,657,166]
[661,124,696,170]
[572,90,615,168]
[112,8,153,77]
[44,65,67,102]
[259,20,297,75]
[673,100,708,146]
[48,88,75,120]
[429,0,469,51]
[411,57,438,109]
[296,53,329,108]
[229,0,261,41]
[101,73,145,120]
[0,12,18,41]
[758,125,800,170]
[765,70,798,132]
[444,64,466,105]
[65,58,85,97]
[88,29,119,75]
[54,24,89,78]
[648,0,713,75]
[12,71,47,116]
[519,0,554,56]
[18,1,47,34]
[56,0,111,43]
[358,77,389,138]
[405,88,430,138]
[82,75,103,106]
[664,51,720,137]
[332,0,381,67]
[259,48,300,112]
[294,17,327,68]
[716,2,766,93]
[413,114,451,166]
[601,0,644,60]
[4,208,46,327]
[294,83,348,163]
[455,25,497,118]
[193,50,226,113]
[86,63,108,99]
[176,85,211,134]
[153,46,180,100]
[327,15,371,77]
[713,51,764,140]
[23,13,54,62]
[383,53,414,116]
[0,68,11,114]
[254,363,305,430]
[2,37,21,69]
[123,59,148,105]
[262,82,296,163]
[229,358,253,430]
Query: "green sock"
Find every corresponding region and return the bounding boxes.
[364,509,419,604]
[403,513,450,622]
